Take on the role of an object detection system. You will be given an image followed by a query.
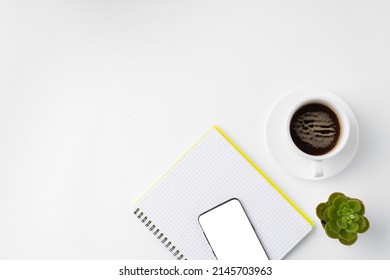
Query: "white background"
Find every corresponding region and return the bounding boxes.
[1,0,389,259]
[0,260,387,280]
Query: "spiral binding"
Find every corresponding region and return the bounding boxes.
[133,208,186,260]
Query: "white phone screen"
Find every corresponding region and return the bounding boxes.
[198,198,269,261]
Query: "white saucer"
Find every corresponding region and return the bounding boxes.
[265,89,359,180]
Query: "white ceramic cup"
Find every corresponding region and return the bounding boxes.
[286,97,350,178]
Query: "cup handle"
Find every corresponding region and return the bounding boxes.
[311,160,324,178]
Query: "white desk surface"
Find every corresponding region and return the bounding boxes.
[1,1,389,259]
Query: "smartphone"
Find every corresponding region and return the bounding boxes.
[198,198,269,261]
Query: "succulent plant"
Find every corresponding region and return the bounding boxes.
[316,192,369,245]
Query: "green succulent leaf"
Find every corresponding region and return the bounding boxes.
[326,206,339,220]
[338,208,351,218]
[323,208,332,223]
[328,192,345,205]
[316,203,328,220]
[339,202,351,212]
[357,216,370,233]
[347,199,362,213]
[325,223,339,239]
[336,218,347,229]
[339,235,358,246]
[339,230,357,241]
[357,202,365,216]
[332,195,348,208]
[329,220,341,233]
[356,216,366,230]
[345,222,359,233]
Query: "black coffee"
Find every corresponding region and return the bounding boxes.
[289,103,340,156]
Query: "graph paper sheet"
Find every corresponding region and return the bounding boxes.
[133,126,313,260]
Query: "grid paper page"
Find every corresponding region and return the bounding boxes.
[134,127,313,260]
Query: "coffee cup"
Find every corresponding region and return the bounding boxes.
[286,97,350,178]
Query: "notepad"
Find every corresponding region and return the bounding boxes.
[133,126,313,260]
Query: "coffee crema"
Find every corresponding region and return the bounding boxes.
[289,103,341,156]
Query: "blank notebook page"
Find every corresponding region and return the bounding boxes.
[133,126,313,260]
